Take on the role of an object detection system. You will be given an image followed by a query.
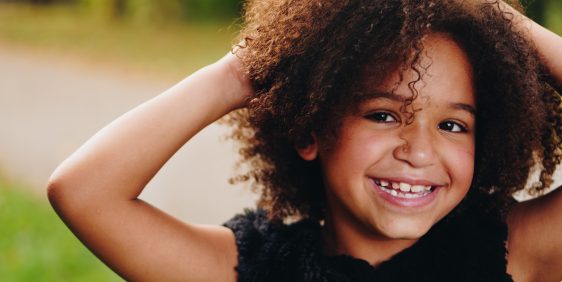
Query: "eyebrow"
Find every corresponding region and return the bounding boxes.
[364,91,476,116]
[363,91,406,102]
[450,102,476,116]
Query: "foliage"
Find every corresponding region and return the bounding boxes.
[2,0,243,23]
[76,0,242,23]
[78,0,182,23]
[524,0,547,24]
[0,4,235,79]
[544,0,562,35]
[0,177,122,281]
[182,0,242,22]
[9,0,559,27]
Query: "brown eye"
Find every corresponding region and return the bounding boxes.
[438,121,467,133]
[366,112,398,123]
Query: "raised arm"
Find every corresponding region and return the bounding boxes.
[507,1,562,87]
[47,52,252,281]
[500,2,562,281]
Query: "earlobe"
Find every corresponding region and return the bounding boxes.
[296,135,318,161]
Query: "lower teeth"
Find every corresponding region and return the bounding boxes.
[379,186,430,199]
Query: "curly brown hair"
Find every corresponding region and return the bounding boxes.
[226,0,562,220]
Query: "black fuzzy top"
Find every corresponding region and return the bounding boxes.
[224,201,513,281]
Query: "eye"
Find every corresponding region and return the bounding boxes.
[438,121,467,133]
[365,112,398,123]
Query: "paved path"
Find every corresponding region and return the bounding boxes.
[0,45,257,224]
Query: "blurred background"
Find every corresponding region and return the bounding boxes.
[0,0,560,281]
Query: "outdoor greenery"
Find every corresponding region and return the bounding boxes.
[5,0,559,27]
[6,0,243,23]
[0,177,122,281]
[0,4,237,79]
[0,1,560,80]
[543,0,562,35]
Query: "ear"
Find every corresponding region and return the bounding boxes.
[295,134,318,161]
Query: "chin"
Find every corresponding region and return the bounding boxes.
[378,220,433,240]
[385,229,428,240]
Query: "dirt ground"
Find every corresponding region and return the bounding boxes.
[0,44,257,224]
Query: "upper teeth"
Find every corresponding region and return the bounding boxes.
[375,179,432,193]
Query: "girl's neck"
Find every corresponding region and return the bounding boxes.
[321,213,418,267]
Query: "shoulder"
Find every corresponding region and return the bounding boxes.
[223,209,322,259]
[223,209,327,282]
[223,209,276,258]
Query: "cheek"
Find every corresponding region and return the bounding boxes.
[448,145,475,192]
[319,130,397,194]
[435,145,475,219]
[326,129,395,166]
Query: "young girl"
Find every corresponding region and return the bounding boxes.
[47,0,562,281]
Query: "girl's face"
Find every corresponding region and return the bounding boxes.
[299,34,476,241]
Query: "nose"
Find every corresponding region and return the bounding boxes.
[393,123,437,168]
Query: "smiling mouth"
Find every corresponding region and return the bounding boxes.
[372,178,437,199]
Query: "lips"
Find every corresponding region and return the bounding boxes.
[371,178,442,208]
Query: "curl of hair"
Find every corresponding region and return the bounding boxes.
[226,0,562,220]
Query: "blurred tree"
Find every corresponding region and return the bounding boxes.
[128,0,183,24]
[8,0,249,24]
[79,0,125,20]
[524,0,546,25]
[23,0,73,4]
[30,0,55,4]
[78,0,184,24]
[181,0,242,22]
[117,0,243,24]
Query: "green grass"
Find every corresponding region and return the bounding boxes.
[0,4,238,80]
[0,177,122,282]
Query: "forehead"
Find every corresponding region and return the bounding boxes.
[360,33,476,108]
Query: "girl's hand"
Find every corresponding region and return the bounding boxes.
[496,0,562,87]
[211,49,254,110]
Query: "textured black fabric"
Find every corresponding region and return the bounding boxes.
[224,198,513,282]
